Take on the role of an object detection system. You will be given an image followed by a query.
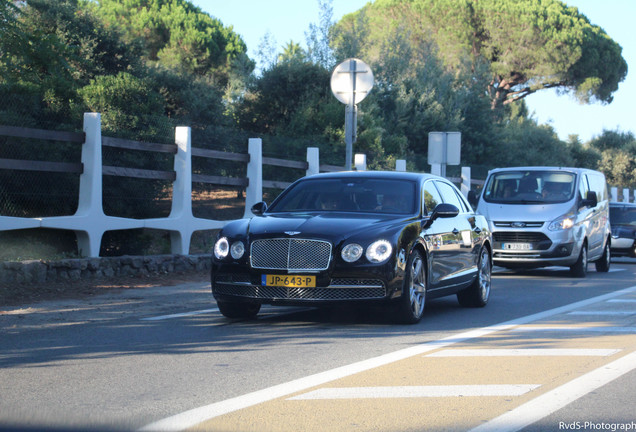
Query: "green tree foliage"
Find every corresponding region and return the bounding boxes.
[238,59,340,137]
[85,0,254,86]
[590,130,636,188]
[333,0,627,109]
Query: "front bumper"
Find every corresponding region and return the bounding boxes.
[611,237,636,257]
[212,264,402,306]
[491,228,580,268]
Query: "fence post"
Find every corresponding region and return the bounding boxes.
[396,160,406,172]
[354,154,366,171]
[611,187,618,202]
[461,167,471,198]
[40,113,144,257]
[244,138,263,217]
[623,188,629,203]
[307,147,319,176]
[166,126,193,254]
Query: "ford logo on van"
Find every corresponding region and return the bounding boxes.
[511,222,526,228]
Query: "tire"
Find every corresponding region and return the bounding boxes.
[457,246,492,307]
[570,243,588,278]
[395,249,427,324]
[595,240,611,272]
[217,300,261,319]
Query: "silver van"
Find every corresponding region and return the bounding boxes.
[475,167,611,277]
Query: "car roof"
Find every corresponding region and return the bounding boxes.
[610,202,636,208]
[303,170,442,182]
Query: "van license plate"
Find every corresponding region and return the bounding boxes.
[503,243,532,250]
[262,275,316,288]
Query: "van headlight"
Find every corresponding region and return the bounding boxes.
[548,216,574,231]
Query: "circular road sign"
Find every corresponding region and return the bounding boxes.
[330,58,374,105]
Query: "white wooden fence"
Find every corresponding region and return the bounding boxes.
[2,112,631,258]
[1,113,477,257]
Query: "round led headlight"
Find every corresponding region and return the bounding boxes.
[214,237,229,259]
[230,241,245,259]
[342,243,364,263]
[366,240,392,263]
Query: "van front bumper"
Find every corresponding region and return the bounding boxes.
[493,241,577,267]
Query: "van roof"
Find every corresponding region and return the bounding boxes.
[487,166,604,176]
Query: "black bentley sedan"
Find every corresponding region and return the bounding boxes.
[211,171,492,324]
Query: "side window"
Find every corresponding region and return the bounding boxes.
[579,175,590,201]
[423,181,443,215]
[436,181,465,211]
[588,174,607,202]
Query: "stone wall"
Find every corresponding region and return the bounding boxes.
[0,254,211,285]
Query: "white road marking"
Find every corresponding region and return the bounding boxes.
[514,326,636,333]
[138,284,636,432]
[426,348,620,357]
[468,350,636,432]
[288,384,541,400]
[568,310,635,316]
[140,309,219,321]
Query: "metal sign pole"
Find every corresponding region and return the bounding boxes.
[330,58,374,170]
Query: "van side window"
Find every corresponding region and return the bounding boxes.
[579,175,590,201]
[587,174,607,202]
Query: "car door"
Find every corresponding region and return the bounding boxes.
[422,180,464,290]
[434,180,476,282]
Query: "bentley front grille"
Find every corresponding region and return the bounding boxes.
[251,238,332,271]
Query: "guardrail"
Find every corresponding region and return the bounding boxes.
[0,113,492,258]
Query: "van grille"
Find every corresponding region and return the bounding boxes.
[494,221,544,228]
[493,232,550,243]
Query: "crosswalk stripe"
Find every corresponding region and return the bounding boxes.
[288,385,541,400]
[426,348,620,357]
[514,326,636,333]
[468,351,636,432]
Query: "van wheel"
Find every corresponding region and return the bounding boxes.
[595,241,610,272]
[570,244,588,278]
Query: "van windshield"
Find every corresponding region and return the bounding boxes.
[483,170,576,204]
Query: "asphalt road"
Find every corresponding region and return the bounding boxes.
[1,258,635,431]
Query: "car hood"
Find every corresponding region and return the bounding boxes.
[245,212,407,242]
[477,201,575,223]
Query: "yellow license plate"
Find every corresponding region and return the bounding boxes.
[262,275,316,288]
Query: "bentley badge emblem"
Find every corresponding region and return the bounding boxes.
[285,231,301,236]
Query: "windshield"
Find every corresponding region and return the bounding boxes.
[483,170,576,204]
[268,178,417,214]
[610,206,636,226]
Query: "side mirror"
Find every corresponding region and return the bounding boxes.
[423,203,459,228]
[251,201,268,216]
[581,191,598,208]
[467,190,479,209]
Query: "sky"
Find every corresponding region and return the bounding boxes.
[192,0,635,144]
